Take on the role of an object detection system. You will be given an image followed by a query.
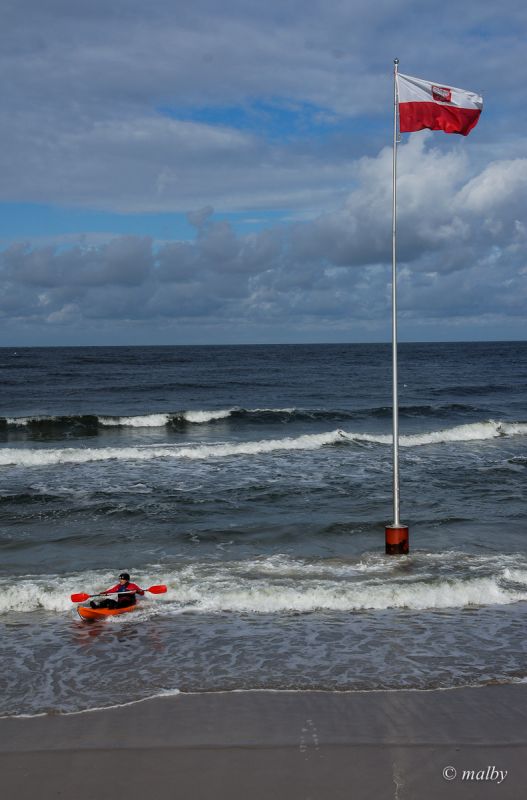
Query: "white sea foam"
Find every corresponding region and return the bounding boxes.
[169,555,527,612]
[5,416,49,427]
[182,409,234,423]
[2,556,526,615]
[502,568,527,584]
[99,414,171,427]
[0,445,166,467]
[0,575,106,613]
[169,576,526,613]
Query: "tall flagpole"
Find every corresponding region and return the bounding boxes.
[385,58,409,555]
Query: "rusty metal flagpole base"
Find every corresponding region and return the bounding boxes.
[385,524,409,555]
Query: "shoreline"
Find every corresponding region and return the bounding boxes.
[2,684,526,799]
[4,677,526,721]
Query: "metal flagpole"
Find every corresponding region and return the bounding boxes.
[385,59,409,555]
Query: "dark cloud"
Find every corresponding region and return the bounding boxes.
[2,236,153,288]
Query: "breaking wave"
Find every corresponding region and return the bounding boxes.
[0,430,344,467]
[169,575,526,614]
[0,402,485,433]
[0,420,525,468]
[355,420,527,447]
[2,553,526,615]
[1,409,236,431]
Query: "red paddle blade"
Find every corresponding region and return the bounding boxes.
[147,585,167,594]
[71,592,90,603]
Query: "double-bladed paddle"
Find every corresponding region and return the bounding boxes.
[71,584,167,603]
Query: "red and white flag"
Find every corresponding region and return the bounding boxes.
[397,73,483,136]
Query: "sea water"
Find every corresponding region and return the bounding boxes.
[0,342,526,715]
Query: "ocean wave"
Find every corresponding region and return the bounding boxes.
[168,554,527,613]
[2,554,527,615]
[0,430,347,466]
[1,410,236,430]
[355,420,527,447]
[169,575,526,613]
[0,420,525,467]
[0,403,484,432]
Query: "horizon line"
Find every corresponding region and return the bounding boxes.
[1,338,526,349]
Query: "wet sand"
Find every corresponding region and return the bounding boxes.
[1,684,526,799]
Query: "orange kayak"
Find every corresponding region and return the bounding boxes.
[77,603,140,621]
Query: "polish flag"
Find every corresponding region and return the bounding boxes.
[397,73,483,136]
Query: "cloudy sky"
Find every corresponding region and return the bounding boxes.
[1,0,525,345]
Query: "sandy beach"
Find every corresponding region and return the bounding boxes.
[1,683,525,799]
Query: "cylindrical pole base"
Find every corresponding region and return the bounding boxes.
[385,524,409,555]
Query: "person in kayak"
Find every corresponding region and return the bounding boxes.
[90,572,145,609]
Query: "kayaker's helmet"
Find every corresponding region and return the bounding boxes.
[119,572,130,581]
